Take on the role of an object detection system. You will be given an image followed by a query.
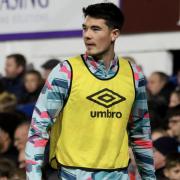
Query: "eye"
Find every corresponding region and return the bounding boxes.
[92,27,100,31]
[82,25,87,31]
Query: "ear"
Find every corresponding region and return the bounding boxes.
[111,29,120,42]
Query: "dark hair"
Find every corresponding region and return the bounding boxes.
[17,119,30,129]
[6,54,26,71]
[167,104,180,120]
[0,112,24,139]
[41,59,60,70]
[153,137,178,156]
[83,3,124,30]
[25,70,42,81]
[165,153,180,169]
[0,158,16,178]
[153,71,169,83]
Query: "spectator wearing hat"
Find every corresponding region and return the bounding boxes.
[41,59,60,80]
[153,136,179,180]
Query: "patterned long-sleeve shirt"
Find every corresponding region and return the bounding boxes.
[25,54,156,180]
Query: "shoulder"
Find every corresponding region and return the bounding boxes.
[45,60,73,86]
[129,63,146,88]
[50,60,72,75]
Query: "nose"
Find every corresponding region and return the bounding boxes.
[83,29,92,40]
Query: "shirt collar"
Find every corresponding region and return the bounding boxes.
[83,53,119,71]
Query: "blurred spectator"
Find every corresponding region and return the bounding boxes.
[147,72,175,129]
[147,72,175,105]
[0,54,27,102]
[0,92,17,113]
[14,121,30,169]
[169,90,180,108]
[14,121,30,151]
[148,100,168,130]
[0,158,16,179]
[0,91,28,121]
[0,113,23,164]
[153,136,179,180]
[167,105,180,142]
[164,153,180,180]
[20,70,44,104]
[41,59,60,80]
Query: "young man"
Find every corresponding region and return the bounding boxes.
[26,3,156,180]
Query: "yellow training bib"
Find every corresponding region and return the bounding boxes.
[50,56,135,170]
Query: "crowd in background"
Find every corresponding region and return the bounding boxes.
[0,54,59,180]
[0,54,179,180]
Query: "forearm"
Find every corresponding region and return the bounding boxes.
[25,108,50,180]
[129,64,156,179]
[130,118,156,179]
[25,61,71,179]
[26,141,46,180]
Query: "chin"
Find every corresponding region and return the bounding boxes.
[86,51,95,56]
[86,51,101,58]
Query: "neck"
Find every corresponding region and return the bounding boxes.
[93,46,115,70]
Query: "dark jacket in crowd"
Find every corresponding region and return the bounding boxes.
[20,85,43,104]
[0,74,26,102]
[155,168,168,180]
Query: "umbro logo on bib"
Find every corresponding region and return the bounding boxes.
[87,88,126,108]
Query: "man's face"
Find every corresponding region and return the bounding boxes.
[5,58,21,78]
[147,73,164,95]
[82,16,119,58]
[169,115,180,137]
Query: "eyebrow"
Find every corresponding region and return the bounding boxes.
[82,24,102,29]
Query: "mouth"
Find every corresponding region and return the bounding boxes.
[85,43,96,49]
